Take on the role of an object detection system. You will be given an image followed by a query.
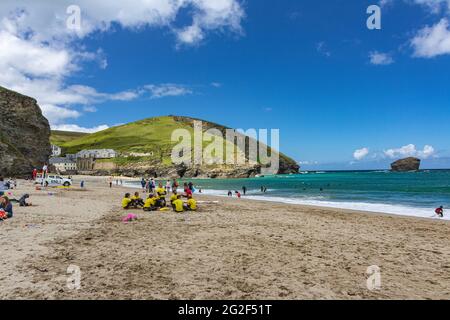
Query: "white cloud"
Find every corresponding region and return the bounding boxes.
[83,106,97,113]
[177,24,204,45]
[0,0,245,127]
[384,144,436,159]
[316,42,331,57]
[353,147,370,161]
[413,0,450,14]
[411,18,450,57]
[0,0,245,45]
[51,124,109,133]
[144,84,192,99]
[40,104,81,124]
[369,51,394,65]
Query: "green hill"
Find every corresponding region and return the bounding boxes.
[50,130,89,146]
[54,115,299,177]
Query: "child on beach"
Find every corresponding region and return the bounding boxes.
[143,194,157,211]
[170,191,178,205]
[11,194,32,207]
[122,193,133,209]
[172,195,184,213]
[183,185,193,198]
[141,178,146,193]
[131,192,145,207]
[435,206,444,218]
[185,194,197,211]
[155,183,167,207]
[172,179,179,192]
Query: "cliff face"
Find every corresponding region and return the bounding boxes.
[0,87,51,177]
[391,157,421,172]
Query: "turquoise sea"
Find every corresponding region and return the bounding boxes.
[126,170,450,220]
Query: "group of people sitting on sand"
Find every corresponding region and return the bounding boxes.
[122,182,197,213]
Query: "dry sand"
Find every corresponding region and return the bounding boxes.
[1,175,449,300]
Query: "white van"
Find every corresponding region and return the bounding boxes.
[36,174,72,187]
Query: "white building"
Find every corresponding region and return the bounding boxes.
[49,157,77,172]
[51,145,62,156]
[76,149,118,159]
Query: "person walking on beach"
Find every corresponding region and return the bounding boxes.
[42,163,48,179]
[172,179,179,193]
[150,178,156,193]
[435,206,444,218]
[166,180,171,193]
[141,178,146,193]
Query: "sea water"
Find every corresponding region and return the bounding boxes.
[124,170,450,220]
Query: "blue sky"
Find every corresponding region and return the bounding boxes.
[1,0,450,169]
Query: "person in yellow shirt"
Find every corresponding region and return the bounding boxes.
[155,183,166,197]
[185,194,197,211]
[122,193,132,209]
[131,192,144,207]
[172,195,184,213]
[170,191,178,205]
[143,194,157,211]
[155,183,167,207]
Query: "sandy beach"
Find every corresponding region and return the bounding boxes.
[1,175,449,300]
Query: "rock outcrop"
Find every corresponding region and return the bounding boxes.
[391,157,421,172]
[0,86,51,177]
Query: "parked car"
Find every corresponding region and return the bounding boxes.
[36,174,72,187]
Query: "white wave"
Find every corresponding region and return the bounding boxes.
[200,189,449,221]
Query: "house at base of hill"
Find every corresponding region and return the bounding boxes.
[75,149,118,171]
[49,157,77,173]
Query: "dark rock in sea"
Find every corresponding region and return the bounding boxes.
[390,157,421,172]
[0,86,51,177]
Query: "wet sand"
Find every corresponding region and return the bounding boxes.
[1,176,449,300]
